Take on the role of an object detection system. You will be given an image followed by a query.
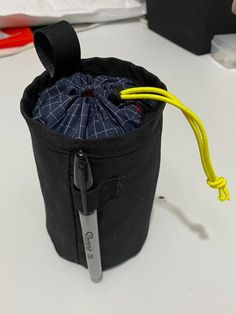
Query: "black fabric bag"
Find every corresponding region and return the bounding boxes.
[21,21,166,272]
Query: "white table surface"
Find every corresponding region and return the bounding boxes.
[0,20,236,314]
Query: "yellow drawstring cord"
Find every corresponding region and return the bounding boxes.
[120,87,230,202]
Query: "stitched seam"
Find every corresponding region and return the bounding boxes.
[68,154,80,262]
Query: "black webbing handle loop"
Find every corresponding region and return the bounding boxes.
[34,21,81,80]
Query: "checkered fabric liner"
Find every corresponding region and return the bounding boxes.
[33,73,145,139]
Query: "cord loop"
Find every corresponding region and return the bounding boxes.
[120,87,230,202]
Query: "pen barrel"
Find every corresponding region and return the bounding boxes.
[79,210,102,282]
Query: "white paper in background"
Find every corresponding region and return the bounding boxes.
[0,0,146,27]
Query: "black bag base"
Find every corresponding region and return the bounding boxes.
[48,220,151,271]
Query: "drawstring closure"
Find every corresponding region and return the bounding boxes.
[120,87,230,202]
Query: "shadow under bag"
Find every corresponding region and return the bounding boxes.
[21,21,166,280]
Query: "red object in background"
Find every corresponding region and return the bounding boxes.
[0,27,33,48]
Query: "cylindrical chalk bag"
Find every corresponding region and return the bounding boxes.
[21,21,229,282]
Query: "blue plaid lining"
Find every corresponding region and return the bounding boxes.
[33,73,144,139]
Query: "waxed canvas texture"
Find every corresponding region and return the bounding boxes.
[21,25,166,270]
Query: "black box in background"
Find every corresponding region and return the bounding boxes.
[147,0,236,55]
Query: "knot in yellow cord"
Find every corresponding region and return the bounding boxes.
[207,177,230,201]
[207,177,227,189]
